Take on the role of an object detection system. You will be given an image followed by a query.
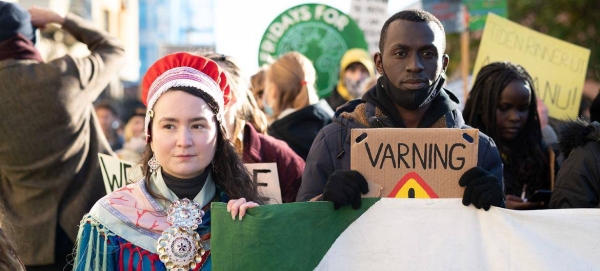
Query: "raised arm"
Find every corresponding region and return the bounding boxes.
[30,6,126,100]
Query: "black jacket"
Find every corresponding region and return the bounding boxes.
[268,100,333,160]
[296,84,504,201]
[550,121,600,208]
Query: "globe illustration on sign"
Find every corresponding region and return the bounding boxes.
[277,22,347,98]
[258,4,368,98]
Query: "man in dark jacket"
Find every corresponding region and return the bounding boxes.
[297,9,504,211]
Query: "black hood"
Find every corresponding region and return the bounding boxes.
[268,100,333,160]
[559,120,600,158]
[360,80,460,128]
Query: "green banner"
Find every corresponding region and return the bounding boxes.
[258,3,368,98]
[210,199,379,270]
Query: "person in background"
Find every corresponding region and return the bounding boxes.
[250,65,268,111]
[0,3,125,269]
[264,51,334,160]
[95,100,124,151]
[325,48,375,110]
[74,53,263,270]
[463,62,553,210]
[550,93,600,208]
[206,53,305,203]
[116,103,146,163]
[297,9,504,212]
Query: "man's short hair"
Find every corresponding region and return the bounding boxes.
[378,9,446,53]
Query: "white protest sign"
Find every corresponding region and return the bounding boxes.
[244,163,282,204]
[350,0,388,55]
[98,153,138,194]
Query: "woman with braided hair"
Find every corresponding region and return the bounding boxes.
[463,62,554,210]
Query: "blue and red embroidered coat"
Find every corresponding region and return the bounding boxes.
[74,169,228,271]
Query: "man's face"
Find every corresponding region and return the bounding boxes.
[344,62,370,82]
[375,20,448,91]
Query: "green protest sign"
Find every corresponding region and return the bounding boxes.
[258,3,368,98]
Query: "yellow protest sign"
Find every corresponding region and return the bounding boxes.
[472,13,590,120]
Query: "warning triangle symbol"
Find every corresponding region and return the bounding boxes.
[387,172,439,198]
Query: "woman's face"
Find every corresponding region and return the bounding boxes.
[150,90,218,179]
[496,80,531,142]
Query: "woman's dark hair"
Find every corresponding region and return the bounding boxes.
[141,87,264,204]
[463,62,549,195]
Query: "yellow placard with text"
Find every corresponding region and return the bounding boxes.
[472,13,590,120]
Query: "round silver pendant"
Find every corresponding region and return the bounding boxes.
[158,198,206,271]
[167,198,205,231]
[157,227,204,270]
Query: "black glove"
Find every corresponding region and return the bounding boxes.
[459,167,505,211]
[322,170,369,210]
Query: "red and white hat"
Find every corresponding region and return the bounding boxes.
[141,52,231,140]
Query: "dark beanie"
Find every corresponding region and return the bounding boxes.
[0,1,36,43]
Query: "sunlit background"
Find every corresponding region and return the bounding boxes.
[6,0,598,105]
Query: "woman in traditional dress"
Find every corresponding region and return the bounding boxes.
[73,53,263,270]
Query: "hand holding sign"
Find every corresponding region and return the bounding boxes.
[322,170,369,210]
[459,167,504,211]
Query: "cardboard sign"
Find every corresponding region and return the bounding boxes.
[98,153,140,194]
[244,163,282,205]
[473,13,590,120]
[257,4,368,97]
[350,128,478,198]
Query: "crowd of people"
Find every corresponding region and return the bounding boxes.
[0,2,597,270]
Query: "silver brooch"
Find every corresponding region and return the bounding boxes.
[157,198,206,271]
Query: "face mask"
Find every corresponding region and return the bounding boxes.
[262,94,275,118]
[344,77,370,99]
[380,74,445,111]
